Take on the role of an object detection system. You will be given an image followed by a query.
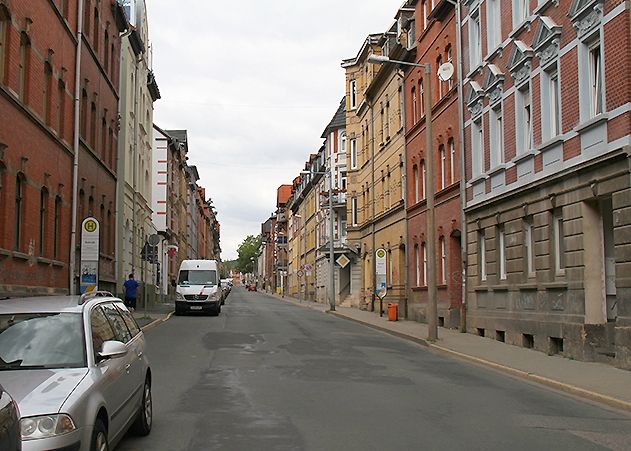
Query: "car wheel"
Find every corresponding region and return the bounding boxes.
[91,418,109,451]
[131,377,152,436]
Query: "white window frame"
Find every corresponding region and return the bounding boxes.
[516,85,532,154]
[350,138,357,169]
[486,0,502,52]
[440,145,446,189]
[480,230,487,281]
[413,164,419,203]
[499,227,507,280]
[422,243,427,286]
[469,8,482,69]
[423,0,428,30]
[471,120,484,177]
[446,45,454,90]
[415,244,421,286]
[512,0,529,28]
[349,79,357,109]
[449,138,455,183]
[589,42,603,118]
[490,106,504,168]
[412,87,418,124]
[542,67,562,140]
[421,161,427,199]
[440,237,446,284]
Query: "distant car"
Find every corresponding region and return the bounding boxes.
[0,292,152,451]
[246,284,257,292]
[0,384,20,451]
[174,260,222,315]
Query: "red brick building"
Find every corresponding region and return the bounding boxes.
[461,0,631,367]
[0,0,126,296]
[404,0,463,328]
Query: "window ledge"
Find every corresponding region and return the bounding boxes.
[489,284,509,291]
[469,174,487,185]
[508,17,534,39]
[488,163,509,177]
[533,0,559,15]
[574,113,608,134]
[544,281,567,290]
[37,257,53,265]
[13,252,31,261]
[512,149,537,165]
[519,282,538,290]
[52,259,65,267]
[485,43,504,61]
[474,285,489,292]
[537,134,565,152]
[465,64,483,80]
[0,248,10,257]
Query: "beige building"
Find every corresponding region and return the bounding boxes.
[116,0,160,301]
[342,29,408,315]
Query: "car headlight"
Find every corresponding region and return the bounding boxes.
[175,292,184,300]
[21,414,76,440]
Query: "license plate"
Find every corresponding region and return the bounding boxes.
[190,306,202,310]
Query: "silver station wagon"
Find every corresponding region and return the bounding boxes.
[0,292,152,451]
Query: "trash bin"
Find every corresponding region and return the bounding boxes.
[387,303,398,321]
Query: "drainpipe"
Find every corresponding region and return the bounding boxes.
[398,69,409,319]
[451,0,468,333]
[69,0,84,295]
[370,98,377,314]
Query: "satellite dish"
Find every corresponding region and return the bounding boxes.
[437,62,455,82]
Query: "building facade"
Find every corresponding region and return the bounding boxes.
[461,0,631,367]
[116,0,160,300]
[403,0,463,327]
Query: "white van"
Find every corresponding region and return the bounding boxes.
[174,260,222,315]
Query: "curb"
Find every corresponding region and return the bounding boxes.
[327,311,631,414]
[140,311,174,332]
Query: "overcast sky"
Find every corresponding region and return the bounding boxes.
[148,0,402,260]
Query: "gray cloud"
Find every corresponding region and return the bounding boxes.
[149,0,401,259]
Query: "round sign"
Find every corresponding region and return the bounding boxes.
[376,248,387,259]
[148,233,161,246]
[84,219,98,233]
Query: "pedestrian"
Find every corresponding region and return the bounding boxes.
[123,273,139,311]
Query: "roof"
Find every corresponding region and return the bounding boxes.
[0,294,124,314]
[277,185,293,206]
[321,97,346,138]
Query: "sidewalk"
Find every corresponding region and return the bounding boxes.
[132,301,174,331]
[267,292,631,413]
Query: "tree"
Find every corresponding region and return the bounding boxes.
[236,235,261,273]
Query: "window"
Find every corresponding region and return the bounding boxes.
[84,0,91,37]
[524,217,535,277]
[19,33,31,102]
[380,107,385,143]
[437,56,444,98]
[104,29,109,72]
[90,306,116,358]
[398,87,403,129]
[554,210,565,274]
[415,244,421,286]
[340,132,347,154]
[471,120,484,176]
[93,8,99,52]
[57,80,66,138]
[81,89,88,138]
[351,197,358,226]
[413,164,419,202]
[116,304,141,337]
[350,138,357,169]
[439,145,446,189]
[421,161,426,199]
[446,45,454,90]
[469,8,482,69]
[15,174,24,251]
[422,243,427,286]
[516,86,531,153]
[385,100,390,138]
[349,79,357,109]
[490,107,503,168]
[43,63,53,125]
[440,237,446,284]
[479,230,487,281]
[53,196,61,259]
[101,117,107,159]
[487,0,502,51]
[550,71,561,136]
[499,227,506,280]
[513,0,529,27]
[0,6,8,83]
[449,139,456,183]
[412,87,418,124]
[589,43,603,117]
[39,188,48,256]
[90,101,97,147]
[419,79,425,117]
[422,0,428,30]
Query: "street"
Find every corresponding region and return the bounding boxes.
[117,287,631,451]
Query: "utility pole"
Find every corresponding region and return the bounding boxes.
[328,156,336,311]
[424,64,438,341]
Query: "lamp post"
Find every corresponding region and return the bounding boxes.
[301,163,336,312]
[367,54,452,341]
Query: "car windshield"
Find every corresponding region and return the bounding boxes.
[178,270,217,286]
[0,313,86,370]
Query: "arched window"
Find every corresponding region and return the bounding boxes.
[78,189,85,221]
[93,8,99,52]
[57,80,66,138]
[19,33,31,102]
[84,0,91,38]
[421,160,426,199]
[14,174,25,251]
[53,196,62,259]
[80,89,88,137]
[439,236,446,284]
[411,87,417,124]
[90,101,97,148]
[446,44,453,89]
[39,188,49,256]
[437,55,444,98]
[107,209,112,254]
[422,242,427,286]
[104,29,109,71]
[88,195,94,217]
[413,164,419,203]
[43,62,53,125]
[101,116,107,159]
[414,243,420,286]
[419,78,425,117]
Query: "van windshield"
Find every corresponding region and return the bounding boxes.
[178,270,217,286]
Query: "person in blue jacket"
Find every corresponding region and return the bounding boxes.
[123,273,140,311]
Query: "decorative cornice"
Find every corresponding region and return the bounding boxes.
[533,17,562,67]
[572,3,604,38]
[508,41,534,88]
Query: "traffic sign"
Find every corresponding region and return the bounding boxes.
[297,269,304,278]
[375,248,387,299]
[336,254,350,268]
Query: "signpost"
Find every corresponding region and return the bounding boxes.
[375,248,387,316]
[80,217,99,294]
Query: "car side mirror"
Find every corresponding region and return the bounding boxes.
[98,340,128,361]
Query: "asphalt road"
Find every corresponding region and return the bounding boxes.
[118,287,631,451]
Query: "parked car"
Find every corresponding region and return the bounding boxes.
[174,259,222,315]
[246,284,257,292]
[0,384,20,450]
[0,292,152,451]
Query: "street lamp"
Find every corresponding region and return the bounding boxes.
[367,53,451,341]
[301,165,336,312]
